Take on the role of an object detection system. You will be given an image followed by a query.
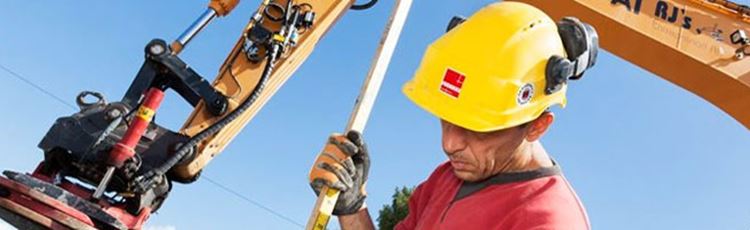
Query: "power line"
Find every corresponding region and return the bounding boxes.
[203,176,305,228]
[0,64,77,110]
[0,62,304,229]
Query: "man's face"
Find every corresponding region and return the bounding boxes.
[440,120,528,182]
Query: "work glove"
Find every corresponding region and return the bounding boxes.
[309,130,370,215]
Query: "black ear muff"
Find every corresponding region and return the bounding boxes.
[556,17,599,80]
[558,18,588,61]
[545,17,599,95]
[583,23,599,71]
[545,55,574,95]
[446,16,467,32]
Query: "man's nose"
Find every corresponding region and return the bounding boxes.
[442,121,468,155]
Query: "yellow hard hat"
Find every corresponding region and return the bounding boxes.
[403,1,598,132]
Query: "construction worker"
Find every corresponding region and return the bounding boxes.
[309,1,599,229]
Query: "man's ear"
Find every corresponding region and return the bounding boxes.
[526,112,554,142]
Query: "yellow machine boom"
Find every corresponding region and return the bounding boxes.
[173,0,356,181]
[518,0,750,129]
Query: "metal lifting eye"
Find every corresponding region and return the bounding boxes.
[76,91,107,110]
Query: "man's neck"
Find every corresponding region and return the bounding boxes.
[494,141,553,174]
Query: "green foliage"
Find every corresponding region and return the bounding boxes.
[377,186,414,230]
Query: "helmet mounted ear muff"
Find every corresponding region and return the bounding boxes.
[545,17,599,94]
[446,16,467,32]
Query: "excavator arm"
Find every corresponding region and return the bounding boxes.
[173,0,356,181]
[517,0,750,129]
[0,0,377,229]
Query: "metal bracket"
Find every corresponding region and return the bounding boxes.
[122,39,228,116]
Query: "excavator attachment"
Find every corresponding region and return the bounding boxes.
[0,170,133,230]
[0,0,368,228]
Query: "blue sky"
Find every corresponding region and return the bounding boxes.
[1,1,750,229]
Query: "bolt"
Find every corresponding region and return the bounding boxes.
[107,109,122,119]
[150,43,166,56]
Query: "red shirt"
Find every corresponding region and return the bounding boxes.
[395,162,589,230]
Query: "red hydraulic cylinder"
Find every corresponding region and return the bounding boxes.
[108,88,165,167]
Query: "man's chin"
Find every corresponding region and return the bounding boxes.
[452,168,481,182]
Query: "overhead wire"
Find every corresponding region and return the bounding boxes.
[0,62,304,229]
[0,64,77,110]
[203,176,305,228]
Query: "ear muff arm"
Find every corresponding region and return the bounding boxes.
[545,55,574,95]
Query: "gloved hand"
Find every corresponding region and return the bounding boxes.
[309,130,370,215]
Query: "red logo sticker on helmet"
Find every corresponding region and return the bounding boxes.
[440,68,465,98]
[517,83,534,105]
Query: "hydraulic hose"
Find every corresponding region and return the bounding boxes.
[136,48,278,191]
[351,0,378,10]
[137,1,304,191]
[137,0,332,191]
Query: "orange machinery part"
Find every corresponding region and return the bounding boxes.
[517,0,750,129]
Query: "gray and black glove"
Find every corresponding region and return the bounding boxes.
[308,130,370,215]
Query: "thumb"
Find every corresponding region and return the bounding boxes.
[345,130,364,148]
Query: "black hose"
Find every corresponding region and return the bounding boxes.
[136,1,302,191]
[136,49,278,190]
[351,0,378,10]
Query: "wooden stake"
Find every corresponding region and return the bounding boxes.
[305,0,412,229]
